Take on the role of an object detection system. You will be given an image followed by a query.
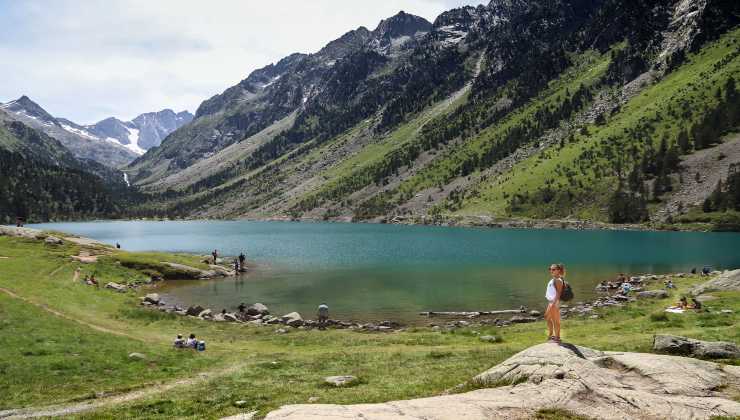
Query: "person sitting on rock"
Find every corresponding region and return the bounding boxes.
[173,334,185,348]
[238,302,246,313]
[317,303,329,330]
[186,333,197,349]
[664,280,676,289]
[621,282,631,295]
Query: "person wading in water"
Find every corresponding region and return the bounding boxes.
[545,263,565,343]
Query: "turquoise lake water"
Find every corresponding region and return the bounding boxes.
[31,220,740,322]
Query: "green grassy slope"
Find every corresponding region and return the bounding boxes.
[454,29,740,221]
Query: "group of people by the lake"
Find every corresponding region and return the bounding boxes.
[209,249,247,273]
[173,333,206,351]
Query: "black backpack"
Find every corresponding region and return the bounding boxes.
[560,279,574,302]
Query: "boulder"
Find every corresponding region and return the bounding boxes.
[528,310,541,317]
[262,343,740,420]
[161,262,219,279]
[209,264,235,276]
[105,282,127,293]
[636,290,669,299]
[281,312,303,327]
[691,269,740,295]
[653,335,740,359]
[224,313,240,322]
[186,305,205,316]
[128,352,146,361]
[324,375,359,387]
[479,335,501,343]
[44,236,63,245]
[247,303,270,316]
[144,293,160,305]
[198,309,213,319]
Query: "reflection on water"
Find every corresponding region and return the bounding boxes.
[31,220,740,322]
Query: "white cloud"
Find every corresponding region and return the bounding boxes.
[0,0,482,123]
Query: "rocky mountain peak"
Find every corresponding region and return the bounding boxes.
[0,95,59,126]
[372,11,432,40]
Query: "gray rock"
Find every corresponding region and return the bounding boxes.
[529,310,541,317]
[691,269,740,295]
[653,335,740,359]
[636,290,669,299]
[275,328,288,334]
[234,400,249,408]
[144,293,160,305]
[44,235,63,245]
[128,352,146,361]
[224,313,240,322]
[247,303,270,315]
[198,309,213,318]
[324,375,359,387]
[480,335,501,343]
[281,312,303,327]
[105,282,127,293]
[186,305,205,316]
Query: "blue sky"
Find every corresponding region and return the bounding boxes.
[0,0,481,123]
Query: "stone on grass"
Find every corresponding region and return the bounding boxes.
[128,352,146,361]
[224,313,240,322]
[246,303,269,315]
[636,290,668,299]
[691,269,740,295]
[653,335,740,359]
[198,309,213,319]
[324,375,359,387]
[44,236,63,245]
[105,282,127,293]
[480,335,501,343]
[281,312,303,327]
[144,293,160,305]
[186,305,205,316]
[509,315,537,323]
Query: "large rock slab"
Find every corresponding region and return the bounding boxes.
[281,312,303,327]
[0,226,45,240]
[654,334,740,359]
[636,290,669,299]
[264,343,740,420]
[691,269,740,295]
[161,262,219,279]
[247,303,270,316]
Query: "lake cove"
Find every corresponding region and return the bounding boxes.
[30,220,740,322]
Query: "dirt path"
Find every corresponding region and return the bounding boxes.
[0,363,247,419]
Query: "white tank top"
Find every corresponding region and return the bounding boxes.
[545,278,560,302]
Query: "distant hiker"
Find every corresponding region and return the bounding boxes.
[116,242,121,249]
[317,303,329,330]
[545,263,565,343]
[234,258,239,272]
[212,250,218,264]
[221,309,227,315]
[701,266,711,276]
[691,267,697,275]
[197,340,206,352]
[665,280,675,289]
[186,334,197,349]
[173,334,185,348]
[238,302,246,313]
[238,252,246,270]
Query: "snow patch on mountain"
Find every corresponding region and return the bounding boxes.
[124,128,146,155]
[60,124,99,141]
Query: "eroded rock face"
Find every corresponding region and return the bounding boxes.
[264,343,740,420]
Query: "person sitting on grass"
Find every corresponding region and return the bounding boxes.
[621,282,631,295]
[173,334,185,348]
[665,280,676,289]
[689,298,702,310]
[186,333,197,349]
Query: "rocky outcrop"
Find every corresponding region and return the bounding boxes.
[0,226,46,240]
[247,303,270,316]
[691,269,740,295]
[161,262,221,279]
[265,343,740,419]
[654,334,740,359]
[281,312,303,327]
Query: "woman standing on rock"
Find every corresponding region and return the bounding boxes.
[545,263,565,343]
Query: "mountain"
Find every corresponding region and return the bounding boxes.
[0,109,128,223]
[0,96,192,167]
[86,109,193,153]
[123,1,740,227]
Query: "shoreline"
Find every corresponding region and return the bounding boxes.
[25,214,721,233]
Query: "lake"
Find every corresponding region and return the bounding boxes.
[30,220,740,322]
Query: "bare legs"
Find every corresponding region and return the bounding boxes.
[545,302,561,341]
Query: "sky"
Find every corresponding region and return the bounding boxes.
[0,0,482,124]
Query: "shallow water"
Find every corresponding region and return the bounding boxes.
[31,220,740,322]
